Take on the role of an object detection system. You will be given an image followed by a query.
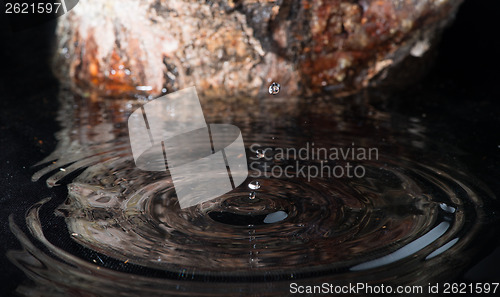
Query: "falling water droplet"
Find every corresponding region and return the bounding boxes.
[256,149,265,159]
[268,82,281,95]
[249,192,256,200]
[248,181,261,190]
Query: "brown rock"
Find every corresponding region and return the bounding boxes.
[54,0,464,98]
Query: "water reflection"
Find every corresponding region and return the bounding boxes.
[351,222,450,271]
[7,86,496,295]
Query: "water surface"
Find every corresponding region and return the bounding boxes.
[7,88,498,296]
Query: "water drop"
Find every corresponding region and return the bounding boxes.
[249,192,256,200]
[268,82,281,95]
[256,149,265,158]
[248,181,261,190]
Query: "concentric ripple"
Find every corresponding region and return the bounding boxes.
[8,91,497,296]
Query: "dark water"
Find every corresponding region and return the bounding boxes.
[4,88,498,296]
[1,1,500,296]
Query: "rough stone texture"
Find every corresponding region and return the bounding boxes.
[54,0,464,99]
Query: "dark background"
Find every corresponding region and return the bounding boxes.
[1,0,499,296]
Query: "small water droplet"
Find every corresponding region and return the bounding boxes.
[111,69,116,75]
[249,192,256,200]
[124,69,131,75]
[268,82,281,95]
[162,88,167,93]
[248,181,261,190]
[256,149,265,158]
